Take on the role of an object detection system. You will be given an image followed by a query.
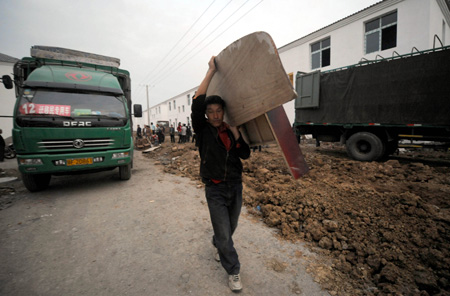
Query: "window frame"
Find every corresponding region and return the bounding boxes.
[310,37,331,70]
[364,10,398,54]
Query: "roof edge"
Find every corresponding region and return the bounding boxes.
[279,0,403,53]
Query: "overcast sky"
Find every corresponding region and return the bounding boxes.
[1,0,380,108]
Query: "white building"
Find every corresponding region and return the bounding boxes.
[138,0,450,128]
[0,53,19,142]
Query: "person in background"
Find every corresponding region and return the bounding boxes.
[191,56,250,292]
[177,123,182,143]
[157,124,165,143]
[151,122,156,135]
[136,125,142,139]
[170,124,175,143]
[186,124,192,143]
[143,125,148,138]
[181,124,187,143]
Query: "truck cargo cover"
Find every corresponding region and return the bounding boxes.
[31,46,120,68]
[295,48,450,126]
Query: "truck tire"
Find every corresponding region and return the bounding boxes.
[346,132,385,161]
[119,163,132,180]
[4,147,16,159]
[21,173,51,192]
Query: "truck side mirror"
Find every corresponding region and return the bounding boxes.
[1,75,13,89]
[133,104,142,117]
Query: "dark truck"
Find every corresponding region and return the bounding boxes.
[294,45,450,161]
[1,46,142,191]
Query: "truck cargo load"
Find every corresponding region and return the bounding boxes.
[294,46,450,161]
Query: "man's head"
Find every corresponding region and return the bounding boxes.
[205,95,226,128]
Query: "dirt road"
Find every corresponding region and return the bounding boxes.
[0,152,328,296]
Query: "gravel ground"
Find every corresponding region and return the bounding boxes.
[0,151,328,296]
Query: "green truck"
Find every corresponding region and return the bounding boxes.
[1,46,142,191]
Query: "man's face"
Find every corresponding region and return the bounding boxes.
[206,103,224,128]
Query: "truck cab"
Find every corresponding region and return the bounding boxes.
[2,46,142,191]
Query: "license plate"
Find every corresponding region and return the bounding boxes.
[67,158,93,166]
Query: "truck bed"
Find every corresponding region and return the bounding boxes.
[295,47,450,126]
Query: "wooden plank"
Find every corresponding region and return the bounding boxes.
[241,115,275,146]
[266,106,309,179]
[205,31,308,179]
[206,31,297,127]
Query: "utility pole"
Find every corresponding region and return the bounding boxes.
[140,84,153,127]
[146,84,150,126]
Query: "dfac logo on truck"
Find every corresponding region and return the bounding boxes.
[65,72,92,81]
[63,121,92,127]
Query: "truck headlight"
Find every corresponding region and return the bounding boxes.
[19,158,43,165]
[112,152,129,159]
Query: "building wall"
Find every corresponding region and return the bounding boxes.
[0,62,16,141]
[431,0,450,46]
[279,0,450,124]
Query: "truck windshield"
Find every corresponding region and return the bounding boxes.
[16,89,127,118]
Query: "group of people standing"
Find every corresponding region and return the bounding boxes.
[169,123,193,144]
[136,123,165,144]
[137,122,194,145]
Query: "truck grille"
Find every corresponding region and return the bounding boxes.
[37,138,115,149]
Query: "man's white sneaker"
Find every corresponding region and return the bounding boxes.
[228,274,242,292]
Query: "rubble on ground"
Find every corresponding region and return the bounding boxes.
[145,142,450,295]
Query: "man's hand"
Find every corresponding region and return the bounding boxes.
[195,56,217,99]
[208,56,217,72]
[224,122,240,140]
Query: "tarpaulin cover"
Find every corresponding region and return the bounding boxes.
[295,49,450,126]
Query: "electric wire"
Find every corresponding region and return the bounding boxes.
[135,0,230,100]
[137,0,263,108]
[144,0,233,87]
[151,0,263,87]
[150,0,252,86]
[138,0,218,86]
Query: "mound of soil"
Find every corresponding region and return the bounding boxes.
[143,142,450,296]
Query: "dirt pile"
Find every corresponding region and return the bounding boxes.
[143,142,450,296]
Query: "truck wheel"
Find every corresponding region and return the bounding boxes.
[346,132,385,161]
[119,163,132,180]
[4,148,16,159]
[21,173,51,192]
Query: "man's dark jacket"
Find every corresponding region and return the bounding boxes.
[191,94,250,183]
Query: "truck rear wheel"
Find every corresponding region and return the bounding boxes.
[119,163,132,180]
[21,173,51,192]
[346,132,385,161]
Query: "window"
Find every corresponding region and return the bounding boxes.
[169,102,171,111]
[311,37,330,70]
[187,94,191,106]
[173,100,176,109]
[16,89,127,120]
[365,11,397,54]
[182,105,185,112]
[178,107,180,113]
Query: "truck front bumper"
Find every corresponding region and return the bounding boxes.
[17,148,132,175]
